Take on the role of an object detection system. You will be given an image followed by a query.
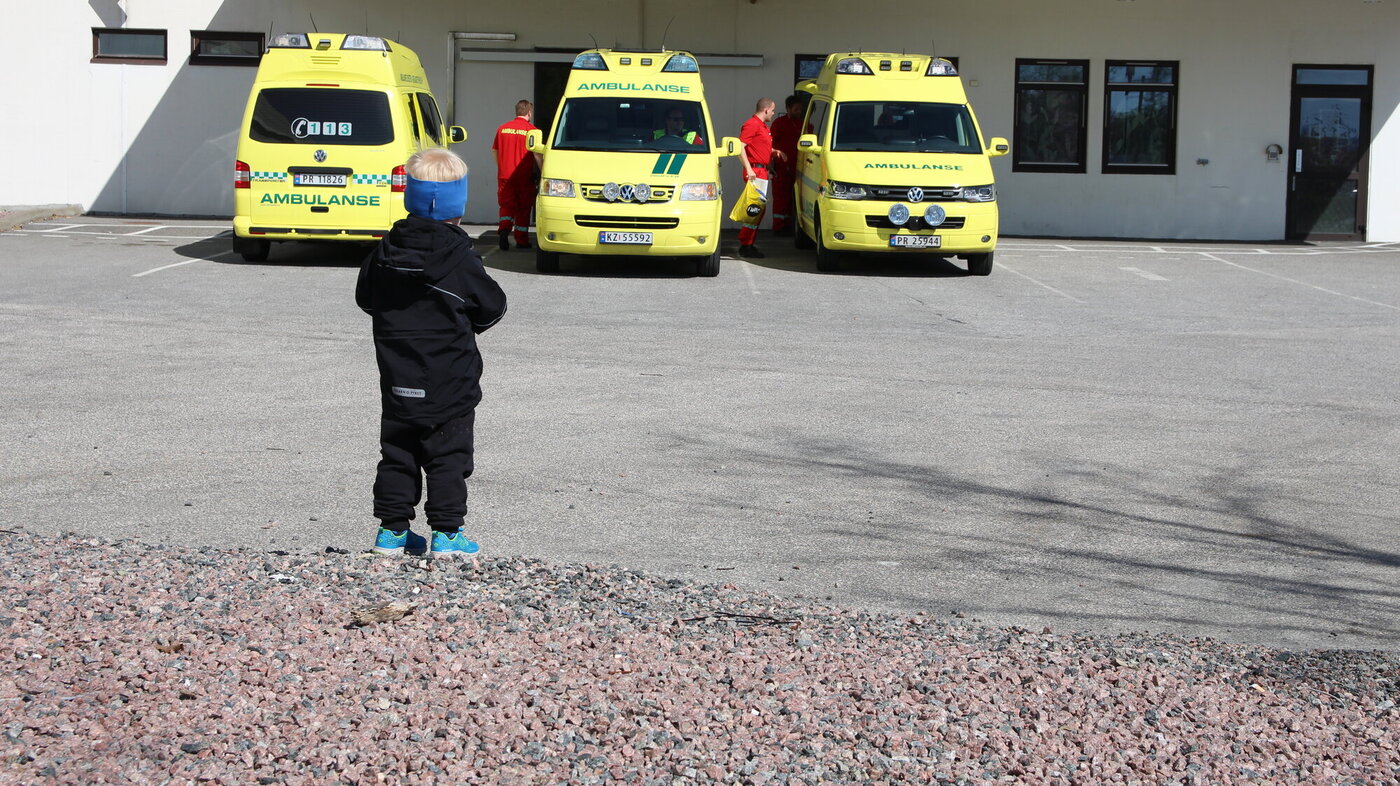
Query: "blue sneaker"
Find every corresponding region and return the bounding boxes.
[372,527,427,556]
[429,530,480,559]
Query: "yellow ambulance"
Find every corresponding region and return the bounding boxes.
[232,33,466,262]
[526,49,740,276]
[793,54,1008,275]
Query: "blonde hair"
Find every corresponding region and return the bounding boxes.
[405,148,468,182]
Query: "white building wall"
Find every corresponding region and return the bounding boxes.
[2,0,1396,240]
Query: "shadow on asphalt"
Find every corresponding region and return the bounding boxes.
[174,234,369,269]
[670,431,1400,647]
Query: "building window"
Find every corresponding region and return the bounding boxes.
[189,31,264,66]
[1013,59,1088,173]
[794,54,826,84]
[92,28,167,65]
[1103,61,1178,174]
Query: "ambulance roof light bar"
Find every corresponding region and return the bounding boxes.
[573,52,608,70]
[835,58,874,75]
[926,58,958,76]
[661,53,698,72]
[342,35,390,51]
[269,33,311,49]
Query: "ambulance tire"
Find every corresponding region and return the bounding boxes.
[695,248,720,277]
[965,252,994,276]
[535,247,560,274]
[794,219,815,250]
[814,213,840,273]
[234,237,270,263]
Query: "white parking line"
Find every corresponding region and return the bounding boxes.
[995,261,1084,303]
[737,259,760,295]
[24,224,82,233]
[132,259,200,278]
[1120,266,1169,281]
[1199,252,1399,311]
[124,226,168,236]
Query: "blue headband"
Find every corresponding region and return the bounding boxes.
[404,172,469,220]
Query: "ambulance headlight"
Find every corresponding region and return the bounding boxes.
[601,182,622,202]
[962,185,996,202]
[887,204,910,226]
[633,183,652,202]
[269,33,310,49]
[543,178,576,198]
[826,180,868,200]
[679,183,718,201]
[924,205,947,226]
[342,35,389,51]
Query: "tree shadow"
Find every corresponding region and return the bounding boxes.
[665,430,1400,648]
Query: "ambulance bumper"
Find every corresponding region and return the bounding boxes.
[816,201,998,254]
[234,218,387,242]
[534,202,721,257]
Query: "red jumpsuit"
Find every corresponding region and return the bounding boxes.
[492,116,538,247]
[768,113,801,235]
[738,114,773,247]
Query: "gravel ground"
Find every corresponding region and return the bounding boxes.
[1,529,1397,785]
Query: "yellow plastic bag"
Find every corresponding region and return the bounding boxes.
[728,178,769,223]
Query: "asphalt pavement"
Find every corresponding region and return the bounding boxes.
[2,217,1398,652]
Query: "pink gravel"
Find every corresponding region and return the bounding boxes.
[1,530,1396,784]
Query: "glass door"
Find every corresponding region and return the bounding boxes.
[1288,66,1372,240]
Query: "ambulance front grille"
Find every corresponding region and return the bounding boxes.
[865,215,967,230]
[866,186,965,202]
[574,215,680,230]
[579,184,675,203]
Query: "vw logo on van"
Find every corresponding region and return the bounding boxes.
[620,185,636,202]
[907,187,925,203]
[314,149,327,163]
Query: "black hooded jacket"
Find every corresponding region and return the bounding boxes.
[356,215,507,425]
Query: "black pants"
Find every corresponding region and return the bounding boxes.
[373,411,475,532]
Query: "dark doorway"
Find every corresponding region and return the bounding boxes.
[533,58,573,140]
[1288,65,1373,240]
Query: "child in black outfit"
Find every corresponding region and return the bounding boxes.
[355,148,507,558]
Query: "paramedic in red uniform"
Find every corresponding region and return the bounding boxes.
[768,94,804,237]
[492,100,543,250]
[737,98,780,258]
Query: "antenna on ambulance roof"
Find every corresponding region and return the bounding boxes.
[588,33,599,50]
[308,13,318,33]
[660,16,676,51]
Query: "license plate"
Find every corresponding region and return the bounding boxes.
[599,231,653,245]
[890,234,942,248]
[293,173,347,187]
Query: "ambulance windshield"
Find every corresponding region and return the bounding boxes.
[832,101,982,154]
[552,98,710,152]
[249,88,394,146]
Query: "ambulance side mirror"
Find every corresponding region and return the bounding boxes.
[720,136,741,157]
[798,134,822,154]
[988,136,1010,157]
[448,126,468,144]
[526,130,545,154]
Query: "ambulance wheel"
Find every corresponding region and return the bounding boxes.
[695,248,720,277]
[965,252,994,276]
[794,220,815,250]
[535,247,560,274]
[233,237,270,263]
[814,213,840,272]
